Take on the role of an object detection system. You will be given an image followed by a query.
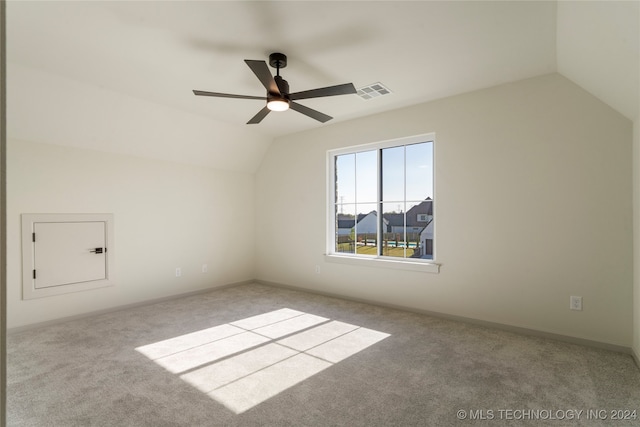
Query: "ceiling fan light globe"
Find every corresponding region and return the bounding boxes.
[267,99,290,112]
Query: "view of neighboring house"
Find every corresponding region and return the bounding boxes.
[355,211,389,235]
[336,199,434,259]
[336,216,356,236]
[405,199,433,231]
[419,219,434,259]
[407,199,433,259]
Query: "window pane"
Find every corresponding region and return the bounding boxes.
[335,154,355,205]
[356,150,377,203]
[382,203,405,258]
[355,203,377,255]
[419,219,434,260]
[382,146,404,202]
[404,201,422,259]
[406,142,433,201]
[405,199,433,260]
[336,204,356,254]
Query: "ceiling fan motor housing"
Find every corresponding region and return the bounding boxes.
[269,52,287,69]
[273,75,290,97]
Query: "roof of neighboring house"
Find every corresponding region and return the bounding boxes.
[337,219,355,229]
[383,213,404,227]
[406,198,433,227]
[357,211,389,225]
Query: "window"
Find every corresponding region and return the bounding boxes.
[417,214,430,222]
[328,134,435,264]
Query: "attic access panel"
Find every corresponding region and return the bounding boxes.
[22,213,115,299]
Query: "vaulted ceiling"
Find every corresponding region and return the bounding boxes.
[6,1,639,172]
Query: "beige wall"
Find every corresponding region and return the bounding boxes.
[7,139,255,328]
[255,73,633,347]
[7,72,635,348]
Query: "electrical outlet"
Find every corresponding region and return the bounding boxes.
[570,296,582,311]
[175,267,182,277]
[202,264,208,273]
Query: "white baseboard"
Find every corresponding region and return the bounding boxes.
[7,280,253,334]
[255,279,633,356]
[9,278,636,361]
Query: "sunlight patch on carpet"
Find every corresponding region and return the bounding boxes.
[135,308,390,414]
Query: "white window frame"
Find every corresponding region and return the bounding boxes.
[325,133,440,273]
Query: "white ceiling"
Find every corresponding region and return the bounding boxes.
[6,1,639,171]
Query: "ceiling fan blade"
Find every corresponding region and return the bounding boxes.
[289,83,357,100]
[244,60,280,95]
[247,106,271,124]
[289,101,333,123]
[193,90,266,100]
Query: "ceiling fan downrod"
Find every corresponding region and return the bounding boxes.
[268,52,287,74]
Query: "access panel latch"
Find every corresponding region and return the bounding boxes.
[89,247,104,254]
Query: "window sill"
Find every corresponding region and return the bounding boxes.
[324,254,441,273]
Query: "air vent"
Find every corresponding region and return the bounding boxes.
[356,82,392,100]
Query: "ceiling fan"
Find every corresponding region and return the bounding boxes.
[193,52,357,124]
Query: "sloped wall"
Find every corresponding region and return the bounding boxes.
[255,73,633,347]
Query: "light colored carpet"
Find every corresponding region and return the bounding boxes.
[7,282,640,426]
